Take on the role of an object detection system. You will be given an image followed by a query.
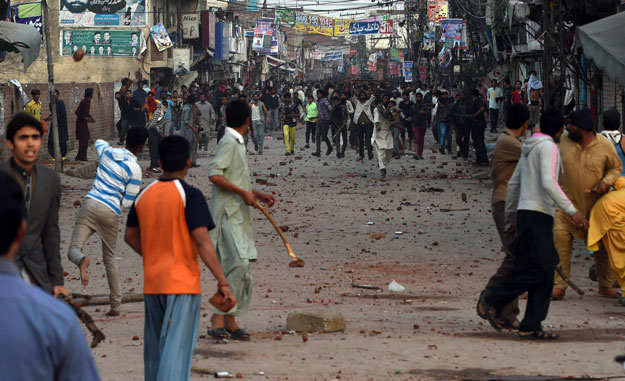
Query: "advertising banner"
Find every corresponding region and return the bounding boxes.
[334,18,352,36]
[350,19,380,35]
[60,29,141,57]
[172,48,190,75]
[293,12,307,32]
[275,9,296,27]
[11,2,42,37]
[379,19,393,34]
[150,23,173,51]
[322,51,343,61]
[427,0,448,23]
[59,0,146,27]
[423,31,435,51]
[252,18,277,56]
[182,14,199,39]
[418,58,428,81]
[440,18,463,49]
[403,61,413,82]
[389,62,400,76]
[390,48,403,62]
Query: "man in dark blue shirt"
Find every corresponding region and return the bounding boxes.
[0,171,100,380]
[45,89,69,159]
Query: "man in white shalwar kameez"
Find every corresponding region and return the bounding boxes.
[373,94,395,178]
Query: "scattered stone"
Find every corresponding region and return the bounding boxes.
[287,310,346,333]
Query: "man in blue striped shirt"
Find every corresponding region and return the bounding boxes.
[67,127,148,316]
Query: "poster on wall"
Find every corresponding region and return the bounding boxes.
[252,18,278,56]
[440,19,463,49]
[150,23,173,51]
[427,0,448,23]
[60,29,142,57]
[11,2,42,37]
[403,61,413,82]
[172,48,190,75]
[418,58,428,81]
[389,62,400,76]
[59,0,146,27]
[182,14,199,39]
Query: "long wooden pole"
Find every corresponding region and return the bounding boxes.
[42,0,62,172]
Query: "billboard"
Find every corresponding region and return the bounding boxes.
[60,29,142,57]
[11,2,42,37]
[427,0,448,23]
[59,0,146,27]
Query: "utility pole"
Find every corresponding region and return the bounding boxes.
[542,0,551,107]
[42,0,61,172]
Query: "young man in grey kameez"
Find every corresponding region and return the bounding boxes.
[207,99,275,341]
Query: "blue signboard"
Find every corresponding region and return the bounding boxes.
[349,21,380,35]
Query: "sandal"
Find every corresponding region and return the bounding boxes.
[500,319,520,331]
[226,328,250,341]
[476,291,504,332]
[207,328,229,340]
[519,330,559,340]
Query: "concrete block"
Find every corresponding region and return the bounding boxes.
[287,310,346,333]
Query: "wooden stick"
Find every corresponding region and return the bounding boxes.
[255,202,304,267]
[71,293,145,307]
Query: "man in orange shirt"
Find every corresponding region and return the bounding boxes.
[124,136,234,381]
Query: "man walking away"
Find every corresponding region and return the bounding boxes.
[75,88,96,161]
[469,89,490,166]
[412,92,428,160]
[312,90,333,157]
[181,94,200,168]
[478,108,587,340]
[45,89,68,160]
[282,93,299,156]
[452,90,471,160]
[0,171,100,380]
[68,128,147,316]
[487,79,502,133]
[477,103,529,330]
[125,136,235,381]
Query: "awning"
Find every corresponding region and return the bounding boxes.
[577,12,625,88]
[0,21,41,71]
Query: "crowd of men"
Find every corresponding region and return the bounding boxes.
[4,70,625,379]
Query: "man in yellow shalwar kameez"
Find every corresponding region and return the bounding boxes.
[587,177,625,306]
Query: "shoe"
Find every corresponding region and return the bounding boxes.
[326,146,333,156]
[254,143,258,152]
[598,286,621,299]
[381,169,386,178]
[311,151,321,157]
[439,149,445,154]
[305,144,310,148]
[619,296,625,306]
[150,167,162,173]
[368,153,374,160]
[105,309,120,317]
[285,152,291,156]
[117,141,124,146]
[552,288,566,300]
[191,164,200,168]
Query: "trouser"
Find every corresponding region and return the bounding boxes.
[76,137,89,161]
[119,118,130,143]
[269,109,279,131]
[485,202,520,322]
[162,120,171,137]
[402,120,413,145]
[215,214,253,316]
[305,121,316,144]
[47,137,68,158]
[528,104,540,127]
[253,120,265,153]
[374,142,393,170]
[489,108,499,132]
[68,198,121,309]
[484,210,558,333]
[432,120,439,142]
[438,121,451,152]
[315,119,332,153]
[357,121,374,159]
[148,128,161,169]
[283,124,296,153]
[183,129,197,165]
[333,124,347,156]
[144,294,201,381]
[456,123,471,159]
[601,231,625,289]
[553,209,614,290]
[391,126,403,154]
[470,122,489,164]
[412,126,426,156]
[348,121,357,149]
